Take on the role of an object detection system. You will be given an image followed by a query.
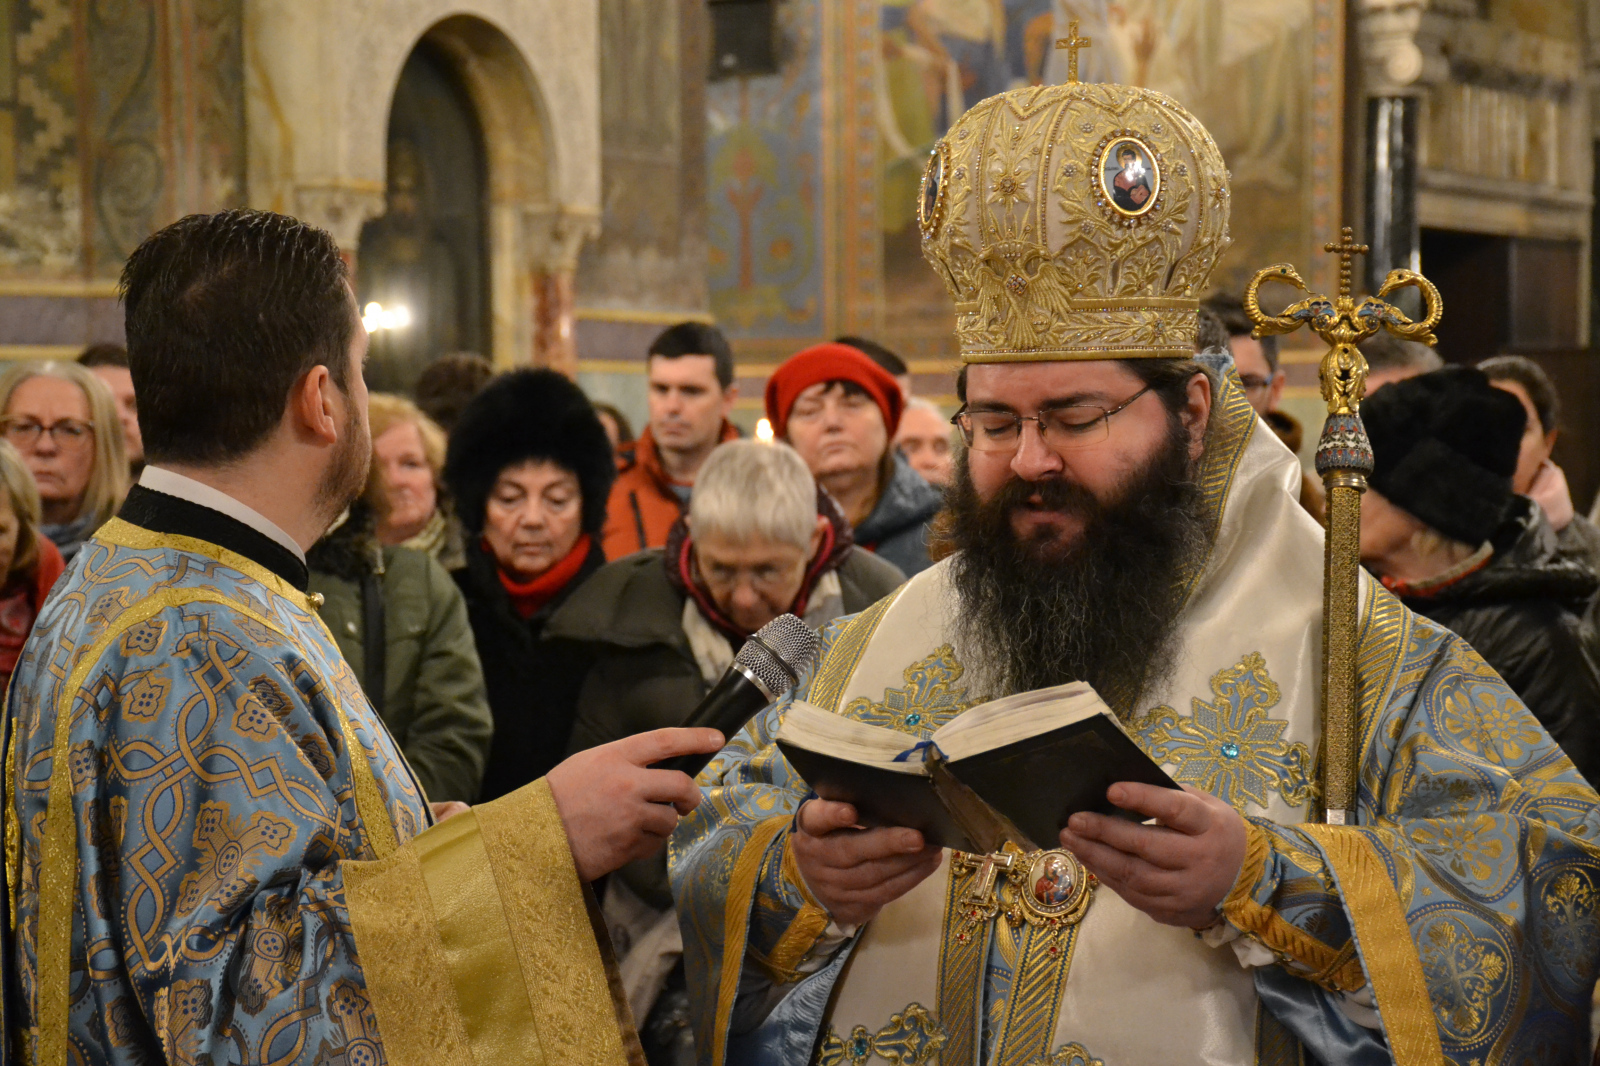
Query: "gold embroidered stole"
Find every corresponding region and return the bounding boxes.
[936,861,1084,1066]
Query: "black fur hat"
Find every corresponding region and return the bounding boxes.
[1362,366,1525,546]
[443,368,616,537]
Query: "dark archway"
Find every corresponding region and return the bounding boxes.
[357,39,490,394]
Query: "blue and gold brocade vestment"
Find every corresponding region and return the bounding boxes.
[2,487,639,1066]
[670,377,1600,1066]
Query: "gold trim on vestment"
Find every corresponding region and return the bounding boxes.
[936,852,1084,1066]
[711,816,789,1066]
[1221,823,1364,992]
[809,590,904,714]
[95,517,313,613]
[937,861,985,1066]
[345,780,636,1066]
[758,838,833,983]
[1299,826,1445,1066]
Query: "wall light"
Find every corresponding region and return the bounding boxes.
[363,302,412,333]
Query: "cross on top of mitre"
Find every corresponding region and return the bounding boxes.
[1055,21,1091,83]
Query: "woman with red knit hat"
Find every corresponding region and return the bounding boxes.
[766,342,942,575]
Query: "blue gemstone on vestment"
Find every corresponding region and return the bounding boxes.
[905,713,922,726]
[1221,742,1241,759]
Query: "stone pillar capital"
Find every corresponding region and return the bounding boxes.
[292,184,386,250]
[1356,0,1456,97]
[522,206,601,274]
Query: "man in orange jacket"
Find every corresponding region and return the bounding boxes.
[603,322,740,559]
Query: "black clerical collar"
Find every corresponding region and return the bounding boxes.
[117,484,310,590]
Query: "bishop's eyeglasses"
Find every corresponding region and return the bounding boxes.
[951,384,1153,453]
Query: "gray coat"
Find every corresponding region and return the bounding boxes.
[855,452,943,576]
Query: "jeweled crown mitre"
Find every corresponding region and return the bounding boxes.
[919,74,1231,363]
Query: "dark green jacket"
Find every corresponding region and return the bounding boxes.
[309,524,493,804]
[546,545,904,907]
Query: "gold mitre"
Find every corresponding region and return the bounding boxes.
[919,35,1231,364]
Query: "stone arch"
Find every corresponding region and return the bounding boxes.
[245,0,598,370]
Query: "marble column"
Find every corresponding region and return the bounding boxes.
[532,269,578,377]
[525,208,599,377]
[1364,96,1420,299]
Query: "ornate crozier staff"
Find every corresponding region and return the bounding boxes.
[1243,228,1441,825]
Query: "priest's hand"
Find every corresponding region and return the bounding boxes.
[1058,783,1246,930]
[548,727,726,882]
[792,799,945,927]
[430,801,470,823]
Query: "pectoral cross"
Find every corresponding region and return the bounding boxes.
[1055,20,1092,84]
[953,850,1014,941]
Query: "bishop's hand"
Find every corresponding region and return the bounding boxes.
[547,727,725,882]
[1058,783,1247,929]
[792,799,945,927]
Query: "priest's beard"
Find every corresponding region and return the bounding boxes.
[948,417,1211,717]
[314,401,371,531]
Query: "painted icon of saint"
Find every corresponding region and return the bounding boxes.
[1110,145,1152,213]
[1033,855,1073,907]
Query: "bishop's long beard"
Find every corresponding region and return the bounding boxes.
[948,419,1212,717]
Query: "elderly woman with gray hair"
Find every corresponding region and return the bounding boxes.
[547,439,904,1062]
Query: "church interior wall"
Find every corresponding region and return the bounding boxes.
[572,0,715,433]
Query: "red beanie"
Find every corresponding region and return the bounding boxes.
[765,343,905,439]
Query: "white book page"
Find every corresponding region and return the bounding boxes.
[932,682,1111,762]
[777,701,930,774]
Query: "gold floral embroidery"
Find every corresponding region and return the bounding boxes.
[176,802,296,914]
[118,618,167,657]
[1132,653,1312,811]
[120,670,171,721]
[235,895,305,1016]
[845,645,973,739]
[1537,869,1600,987]
[1418,914,1508,1043]
[816,1003,947,1066]
[1024,1043,1102,1066]
[1407,816,1506,883]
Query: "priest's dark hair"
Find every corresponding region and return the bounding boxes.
[649,321,735,388]
[120,209,356,466]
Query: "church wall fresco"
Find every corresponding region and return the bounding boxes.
[703,0,1344,390]
[575,0,709,321]
[0,0,245,352]
[705,0,827,346]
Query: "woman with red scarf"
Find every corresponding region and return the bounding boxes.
[444,369,617,802]
[0,440,64,693]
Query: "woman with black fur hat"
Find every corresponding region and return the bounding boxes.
[1359,366,1600,785]
[445,368,617,801]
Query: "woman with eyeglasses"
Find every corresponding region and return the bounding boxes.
[0,362,129,561]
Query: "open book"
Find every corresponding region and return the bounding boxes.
[776,682,1179,853]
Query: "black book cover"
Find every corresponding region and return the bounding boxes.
[778,714,1180,851]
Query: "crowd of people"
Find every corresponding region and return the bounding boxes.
[2,214,1599,1064]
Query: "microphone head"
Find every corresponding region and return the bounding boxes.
[736,614,822,698]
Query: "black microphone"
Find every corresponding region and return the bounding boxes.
[662,613,822,778]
